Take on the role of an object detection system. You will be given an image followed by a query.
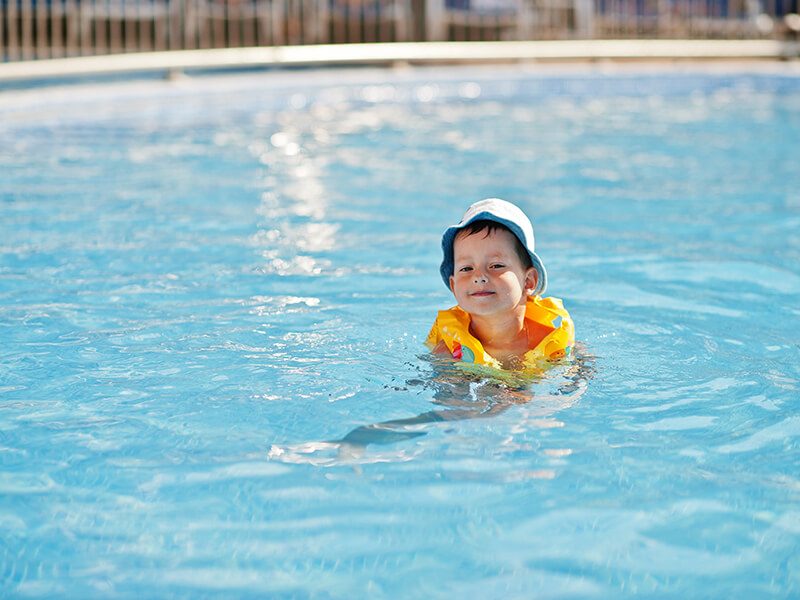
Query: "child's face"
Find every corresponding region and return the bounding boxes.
[449,227,537,318]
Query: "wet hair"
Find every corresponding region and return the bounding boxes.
[455,220,533,270]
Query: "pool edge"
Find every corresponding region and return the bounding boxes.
[1,39,799,84]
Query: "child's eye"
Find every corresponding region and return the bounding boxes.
[458,266,473,272]
[490,263,505,269]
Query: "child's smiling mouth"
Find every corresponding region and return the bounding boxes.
[470,291,495,297]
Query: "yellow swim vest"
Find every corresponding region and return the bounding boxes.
[426,296,574,369]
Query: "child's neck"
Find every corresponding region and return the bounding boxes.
[469,306,529,366]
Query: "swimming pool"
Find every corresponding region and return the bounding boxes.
[1,64,799,597]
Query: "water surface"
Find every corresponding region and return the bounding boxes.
[1,64,799,597]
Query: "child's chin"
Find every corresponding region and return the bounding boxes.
[460,303,500,316]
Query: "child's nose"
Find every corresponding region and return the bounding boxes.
[473,270,488,283]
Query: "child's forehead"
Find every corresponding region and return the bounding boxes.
[453,228,516,254]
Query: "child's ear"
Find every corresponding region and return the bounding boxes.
[449,275,456,294]
[525,268,537,295]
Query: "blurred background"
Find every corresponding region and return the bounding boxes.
[1,0,799,63]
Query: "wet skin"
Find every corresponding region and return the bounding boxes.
[448,227,538,366]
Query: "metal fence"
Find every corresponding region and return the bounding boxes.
[1,0,798,61]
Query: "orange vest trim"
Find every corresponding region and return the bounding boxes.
[426,295,575,369]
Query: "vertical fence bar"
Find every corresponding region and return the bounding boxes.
[401,0,410,40]
[244,0,252,45]
[106,0,118,52]
[244,0,255,46]
[151,0,160,49]
[51,0,63,57]
[97,0,107,54]
[575,0,594,36]
[251,0,258,44]
[229,0,237,46]
[79,0,89,55]
[139,0,148,50]
[89,0,98,54]
[259,0,269,44]
[299,0,305,43]
[426,0,444,39]
[312,0,324,44]
[225,0,234,46]
[210,0,222,46]
[337,1,346,42]
[65,0,78,54]
[154,0,165,49]
[123,0,131,50]
[196,0,211,48]
[20,0,32,59]
[272,0,283,44]
[64,0,76,56]
[379,0,389,42]
[308,0,319,43]
[345,3,357,42]
[168,0,178,49]
[124,0,134,52]
[256,0,266,45]
[124,0,133,50]
[35,0,45,58]
[0,1,5,61]
[177,0,189,50]
[287,0,297,43]
[188,0,198,49]
[9,0,19,61]
[370,0,378,42]
[298,0,306,43]
[332,0,344,41]
[236,0,244,46]
[236,0,245,46]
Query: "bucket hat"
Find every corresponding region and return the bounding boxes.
[439,198,547,296]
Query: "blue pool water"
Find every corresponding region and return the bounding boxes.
[1,64,799,597]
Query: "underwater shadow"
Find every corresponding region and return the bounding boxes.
[269,344,596,466]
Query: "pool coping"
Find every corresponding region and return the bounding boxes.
[1,39,799,83]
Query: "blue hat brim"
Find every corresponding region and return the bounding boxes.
[439,211,548,296]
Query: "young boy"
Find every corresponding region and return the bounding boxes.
[427,198,574,371]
